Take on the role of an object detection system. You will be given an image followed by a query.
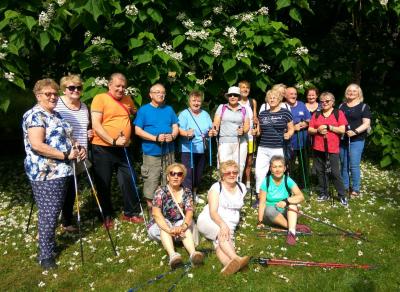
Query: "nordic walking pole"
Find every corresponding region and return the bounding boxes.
[237,126,242,182]
[208,129,212,186]
[250,123,257,206]
[26,196,34,233]
[252,257,374,269]
[83,160,117,256]
[297,130,307,191]
[72,159,84,265]
[189,131,195,201]
[346,125,352,200]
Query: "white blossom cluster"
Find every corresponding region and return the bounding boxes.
[257,6,269,15]
[38,3,55,31]
[235,51,248,60]
[196,74,212,85]
[4,72,15,82]
[91,77,108,87]
[110,56,120,65]
[182,19,194,29]
[125,87,139,97]
[56,0,66,6]
[177,12,187,21]
[213,6,223,14]
[202,20,212,27]
[185,71,195,77]
[223,26,238,44]
[91,36,106,45]
[259,63,271,73]
[294,46,308,56]
[1,38,8,49]
[84,31,92,39]
[211,42,223,57]
[234,13,255,22]
[0,52,6,60]
[185,29,209,40]
[380,0,388,6]
[125,4,139,16]
[322,70,331,79]
[295,83,304,90]
[90,56,100,65]
[156,43,183,61]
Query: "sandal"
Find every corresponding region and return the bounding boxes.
[220,258,241,275]
[169,252,183,270]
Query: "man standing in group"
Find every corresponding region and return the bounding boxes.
[91,73,143,228]
[134,83,179,210]
[285,87,311,188]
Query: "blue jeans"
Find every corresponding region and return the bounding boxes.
[340,139,365,192]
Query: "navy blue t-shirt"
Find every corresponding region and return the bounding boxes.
[339,102,371,142]
[258,109,293,148]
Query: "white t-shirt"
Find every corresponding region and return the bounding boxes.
[259,102,291,114]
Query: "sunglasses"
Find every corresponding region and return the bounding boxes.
[40,92,58,98]
[228,94,240,98]
[169,171,184,177]
[66,85,83,92]
[223,170,239,176]
[320,100,332,104]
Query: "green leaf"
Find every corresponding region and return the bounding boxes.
[83,0,104,22]
[281,57,297,72]
[244,30,255,38]
[380,155,392,168]
[0,97,10,112]
[138,32,156,41]
[289,8,302,23]
[222,59,237,73]
[128,38,143,49]
[224,70,238,85]
[262,36,274,46]
[276,0,291,10]
[240,57,251,66]
[201,55,214,67]
[156,51,170,64]
[138,11,148,22]
[11,76,25,90]
[134,94,143,107]
[184,45,198,57]
[136,52,152,65]
[146,66,160,84]
[147,8,163,24]
[4,10,19,19]
[254,36,262,46]
[21,16,36,31]
[271,21,287,31]
[256,78,268,92]
[39,32,50,50]
[172,35,185,48]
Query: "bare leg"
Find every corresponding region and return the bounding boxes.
[243,153,253,185]
[216,246,231,266]
[181,229,196,255]
[271,213,289,229]
[286,205,298,232]
[160,229,175,257]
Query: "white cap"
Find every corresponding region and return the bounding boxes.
[224,86,241,97]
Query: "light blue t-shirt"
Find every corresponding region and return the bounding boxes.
[290,101,311,150]
[178,109,212,153]
[260,175,296,207]
[134,103,178,156]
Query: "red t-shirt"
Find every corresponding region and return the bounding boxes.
[309,110,348,153]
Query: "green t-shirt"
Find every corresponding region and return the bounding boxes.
[260,175,296,207]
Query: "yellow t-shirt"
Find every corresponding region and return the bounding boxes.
[91,93,136,146]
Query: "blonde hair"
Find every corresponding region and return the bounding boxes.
[166,163,187,179]
[319,91,335,103]
[219,160,239,178]
[265,89,283,103]
[33,79,59,96]
[345,83,364,102]
[238,80,250,88]
[60,74,82,92]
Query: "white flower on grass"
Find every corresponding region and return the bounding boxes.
[182,19,194,29]
[211,42,223,57]
[42,270,48,276]
[56,0,66,6]
[236,52,248,61]
[257,7,269,15]
[213,6,223,14]
[52,273,58,279]
[259,64,271,73]
[91,77,108,87]
[127,268,134,273]
[358,250,363,256]
[188,273,193,278]
[4,72,15,82]
[38,281,45,287]
[294,46,308,56]
[380,0,388,6]
[118,259,124,263]
[202,20,212,27]
[91,36,106,45]
[125,4,139,16]
[185,29,209,40]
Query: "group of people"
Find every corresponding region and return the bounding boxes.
[23,73,371,274]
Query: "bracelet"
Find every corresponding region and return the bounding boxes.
[112,138,117,146]
[155,134,159,142]
[257,221,263,225]
[183,222,188,228]
[283,198,290,206]
[354,129,359,135]
[329,125,334,132]
[63,151,69,160]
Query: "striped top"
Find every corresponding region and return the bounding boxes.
[258,108,293,148]
[55,97,89,150]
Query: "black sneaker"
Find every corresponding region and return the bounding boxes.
[317,194,329,202]
[340,197,349,207]
[40,257,57,270]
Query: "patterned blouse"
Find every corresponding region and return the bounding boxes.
[22,105,73,181]
[150,186,193,225]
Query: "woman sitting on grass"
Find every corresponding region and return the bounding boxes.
[197,160,249,275]
[148,163,204,269]
[256,155,310,246]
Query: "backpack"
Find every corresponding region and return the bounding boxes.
[218,181,244,194]
[265,171,292,196]
[220,104,246,124]
[314,108,340,122]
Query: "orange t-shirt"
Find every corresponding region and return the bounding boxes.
[91,93,136,146]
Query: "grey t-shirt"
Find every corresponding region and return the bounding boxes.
[216,104,249,143]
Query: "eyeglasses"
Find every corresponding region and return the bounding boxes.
[151,91,166,96]
[169,171,184,177]
[223,170,239,176]
[320,100,332,104]
[39,92,58,97]
[66,85,83,92]
[228,94,240,98]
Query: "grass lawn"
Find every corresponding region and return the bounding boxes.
[0,156,399,291]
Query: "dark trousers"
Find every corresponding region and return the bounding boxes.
[181,152,206,190]
[313,150,346,197]
[92,145,141,218]
[61,176,75,226]
[289,148,310,189]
